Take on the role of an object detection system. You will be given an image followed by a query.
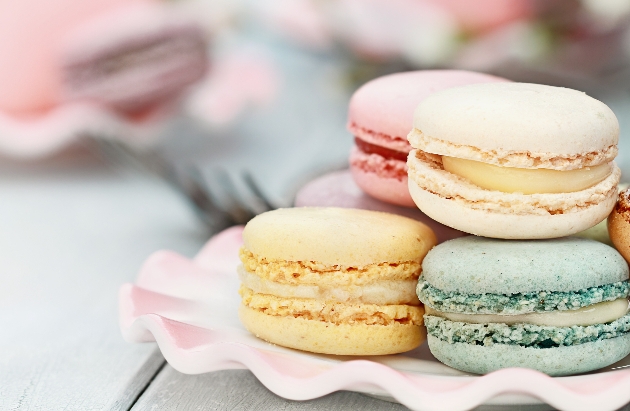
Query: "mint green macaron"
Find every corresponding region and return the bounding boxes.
[418,236,630,376]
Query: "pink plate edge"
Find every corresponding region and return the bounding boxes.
[119,225,630,411]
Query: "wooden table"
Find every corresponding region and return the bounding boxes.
[0,144,411,410]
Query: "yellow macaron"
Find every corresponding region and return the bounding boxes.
[238,207,437,355]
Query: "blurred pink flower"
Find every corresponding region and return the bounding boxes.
[0,0,143,114]
[255,0,332,49]
[432,0,534,34]
[187,49,279,126]
[0,0,209,157]
[330,0,459,65]
[454,22,544,71]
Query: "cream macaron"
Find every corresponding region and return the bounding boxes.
[238,207,437,355]
[407,82,620,239]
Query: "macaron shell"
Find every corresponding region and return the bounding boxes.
[427,334,630,376]
[243,207,437,267]
[407,153,620,239]
[422,236,629,294]
[349,156,414,207]
[412,83,619,166]
[409,177,618,240]
[348,70,509,141]
[608,189,630,263]
[239,305,425,355]
[294,170,465,244]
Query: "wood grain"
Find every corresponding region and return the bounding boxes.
[0,159,205,411]
[131,367,409,411]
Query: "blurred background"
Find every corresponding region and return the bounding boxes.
[3,0,630,211]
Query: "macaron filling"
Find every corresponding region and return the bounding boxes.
[419,279,630,348]
[424,313,630,348]
[417,280,630,314]
[407,149,620,216]
[425,299,630,327]
[240,286,423,326]
[350,147,407,180]
[349,124,411,182]
[441,156,613,194]
[354,137,408,162]
[239,266,419,305]
[407,128,618,171]
[349,122,411,153]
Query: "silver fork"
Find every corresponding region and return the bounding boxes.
[89,139,276,233]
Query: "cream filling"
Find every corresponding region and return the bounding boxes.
[425,299,630,327]
[442,156,613,194]
[238,266,419,305]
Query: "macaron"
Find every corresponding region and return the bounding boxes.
[294,169,465,244]
[347,70,508,207]
[418,236,630,376]
[238,207,437,355]
[608,187,630,262]
[407,82,621,239]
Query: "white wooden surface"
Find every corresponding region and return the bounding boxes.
[131,367,409,411]
[0,150,206,411]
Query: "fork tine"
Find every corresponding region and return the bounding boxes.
[213,168,257,225]
[242,171,275,213]
[91,137,275,230]
[181,166,235,232]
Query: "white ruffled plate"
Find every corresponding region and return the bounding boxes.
[119,226,630,411]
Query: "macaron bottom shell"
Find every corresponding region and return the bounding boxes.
[408,179,617,239]
[239,305,425,356]
[350,165,415,208]
[349,147,414,208]
[427,333,630,376]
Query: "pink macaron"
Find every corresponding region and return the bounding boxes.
[294,169,465,244]
[348,70,509,207]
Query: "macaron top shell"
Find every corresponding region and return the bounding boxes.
[422,236,628,294]
[243,207,437,267]
[348,70,508,142]
[410,83,619,169]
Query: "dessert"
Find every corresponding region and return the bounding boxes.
[407,82,621,239]
[608,187,630,262]
[418,236,630,376]
[238,207,437,355]
[348,70,508,207]
[294,169,465,244]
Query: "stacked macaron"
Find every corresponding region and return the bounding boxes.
[296,70,509,244]
[407,82,630,375]
[238,207,437,355]
[347,70,508,208]
[407,82,620,239]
